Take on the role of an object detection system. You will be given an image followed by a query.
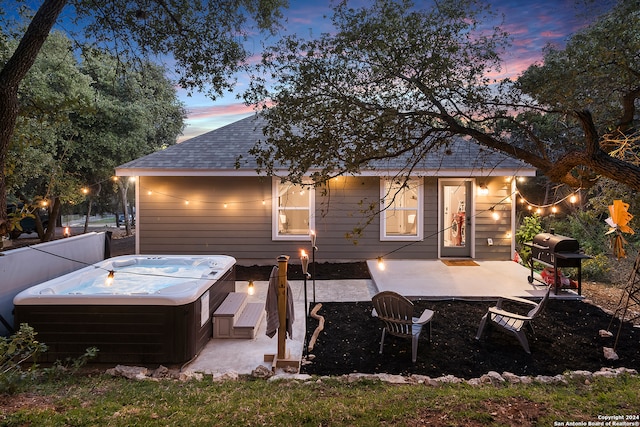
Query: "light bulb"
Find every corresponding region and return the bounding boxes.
[377,257,385,271]
[248,280,255,296]
[105,270,115,286]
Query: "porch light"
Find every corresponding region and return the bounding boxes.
[477,184,489,196]
[247,280,255,296]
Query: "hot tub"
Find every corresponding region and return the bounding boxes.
[13,255,236,365]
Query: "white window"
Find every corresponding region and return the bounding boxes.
[381,177,423,241]
[273,180,315,240]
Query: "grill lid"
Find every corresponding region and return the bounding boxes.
[532,233,579,253]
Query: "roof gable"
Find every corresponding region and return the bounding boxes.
[116,114,535,177]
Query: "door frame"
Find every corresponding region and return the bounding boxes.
[438,179,475,258]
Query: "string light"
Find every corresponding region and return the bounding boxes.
[129,175,584,264]
[490,207,500,221]
[515,188,581,213]
[105,270,115,286]
[247,280,255,296]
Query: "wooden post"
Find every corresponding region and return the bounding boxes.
[276,254,289,360]
[264,254,299,372]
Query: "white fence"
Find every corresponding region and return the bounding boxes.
[0,232,110,336]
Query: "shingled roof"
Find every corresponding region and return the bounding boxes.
[116,114,535,177]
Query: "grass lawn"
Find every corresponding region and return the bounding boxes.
[2,374,639,426]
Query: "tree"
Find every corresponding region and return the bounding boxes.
[244,0,640,191]
[72,51,186,236]
[4,31,186,241]
[4,30,95,241]
[0,0,286,236]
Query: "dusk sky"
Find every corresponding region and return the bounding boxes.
[176,0,615,141]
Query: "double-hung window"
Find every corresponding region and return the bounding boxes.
[273,179,315,240]
[381,177,423,241]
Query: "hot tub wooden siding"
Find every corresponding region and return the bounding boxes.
[14,268,235,365]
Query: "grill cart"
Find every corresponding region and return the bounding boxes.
[525,232,591,295]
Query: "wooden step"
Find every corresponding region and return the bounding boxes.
[233,303,265,339]
[213,292,247,317]
[213,293,247,338]
[212,293,264,339]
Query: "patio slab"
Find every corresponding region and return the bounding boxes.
[367,259,582,300]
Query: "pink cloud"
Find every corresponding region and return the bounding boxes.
[186,103,254,120]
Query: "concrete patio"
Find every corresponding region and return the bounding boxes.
[185,260,581,375]
[368,259,579,300]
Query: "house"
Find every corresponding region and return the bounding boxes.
[115,115,536,264]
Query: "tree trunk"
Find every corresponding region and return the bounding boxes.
[42,197,61,242]
[0,0,68,235]
[84,198,93,234]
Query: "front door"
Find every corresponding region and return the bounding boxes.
[440,180,472,258]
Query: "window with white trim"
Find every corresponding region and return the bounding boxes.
[381,177,423,241]
[273,180,315,240]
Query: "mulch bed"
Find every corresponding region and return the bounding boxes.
[301,299,640,379]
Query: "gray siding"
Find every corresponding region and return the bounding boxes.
[474,177,513,260]
[137,175,512,264]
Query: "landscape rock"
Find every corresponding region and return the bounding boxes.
[106,365,149,380]
[479,371,505,385]
[151,365,170,379]
[212,371,239,382]
[251,365,274,379]
[178,370,203,381]
[269,373,313,382]
[603,347,619,360]
[501,372,523,384]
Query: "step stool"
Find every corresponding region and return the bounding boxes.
[213,292,264,339]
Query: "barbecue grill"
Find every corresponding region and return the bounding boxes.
[525,232,591,295]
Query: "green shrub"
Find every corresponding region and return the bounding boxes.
[581,253,611,281]
[515,213,543,264]
[1,324,98,394]
[0,323,47,394]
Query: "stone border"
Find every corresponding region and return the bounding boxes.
[106,364,637,386]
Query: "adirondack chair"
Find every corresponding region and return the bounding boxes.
[371,291,434,363]
[475,285,552,354]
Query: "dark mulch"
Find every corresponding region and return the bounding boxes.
[301,299,640,379]
[236,261,371,281]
